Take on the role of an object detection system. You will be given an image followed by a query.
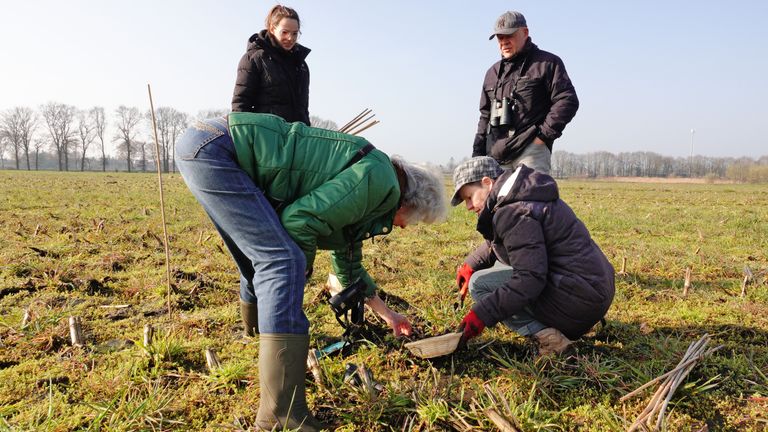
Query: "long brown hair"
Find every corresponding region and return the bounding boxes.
[265,5,300,32]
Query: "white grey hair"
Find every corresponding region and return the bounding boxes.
[390,155,448,225]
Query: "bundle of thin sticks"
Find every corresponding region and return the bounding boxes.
[338,108,379,135]
[622,334,723,431]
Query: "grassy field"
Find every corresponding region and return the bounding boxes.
[1,170,766,431]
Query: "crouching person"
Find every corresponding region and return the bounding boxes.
[175,113,447,431]
[451,157,614,356]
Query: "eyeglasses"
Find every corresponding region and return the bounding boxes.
[276,28,301,40]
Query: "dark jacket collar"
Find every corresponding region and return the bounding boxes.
[476,164,559,239]
[248,30,311,62]
[500,38,537,64]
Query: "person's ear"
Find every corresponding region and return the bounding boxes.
[480,176,494,189]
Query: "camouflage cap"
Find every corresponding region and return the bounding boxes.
[451,157,504,206]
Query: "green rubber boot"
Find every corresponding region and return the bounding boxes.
[255,334,326,431]
[240,300,259,337]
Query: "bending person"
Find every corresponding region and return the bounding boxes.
[451,157,614,356]
[175,112,447,431]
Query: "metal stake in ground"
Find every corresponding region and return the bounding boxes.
[147,84,173,322]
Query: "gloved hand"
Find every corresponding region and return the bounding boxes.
[456,263,474,302]
[458,309,485,345]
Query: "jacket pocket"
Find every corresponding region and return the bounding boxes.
[515,77,546,111]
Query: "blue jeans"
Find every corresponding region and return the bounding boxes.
[469,261,547,336]
[175,117,309,335]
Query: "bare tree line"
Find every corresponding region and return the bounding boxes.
[0,103,201,172]
[550,150,768,182]
[0,106,346,173]
[6,105,764,181]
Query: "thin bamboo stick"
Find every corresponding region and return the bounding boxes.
[344,113,376,134]
[625,335,722,431]
[338,108,371,133]
[338,108,369,132]
[621,337,711,401]
[348,120,380,136]
[147,84,173,322]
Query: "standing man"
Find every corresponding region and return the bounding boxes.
[472,11,579,174]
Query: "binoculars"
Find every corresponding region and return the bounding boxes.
[328,278,366,332]
[489,97,515,128]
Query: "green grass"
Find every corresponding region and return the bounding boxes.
[1,171,767,431]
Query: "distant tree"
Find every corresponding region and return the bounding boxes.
[310,115,339,130]
[1,107,37,170]
[75,110,96,171]
[445,157,457,173]
[0,110,20,169]
[136,140,148,172]
[91,107,108,171]
[41,102,76,171]
[195,109,229,121]
[170,110,188,172]
[33,138,46,170]
[0,133,7,168]
[114,106,142,172]
[150,107,188,172]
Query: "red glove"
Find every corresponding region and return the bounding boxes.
[459,310,485,342]
[456,263,474,302]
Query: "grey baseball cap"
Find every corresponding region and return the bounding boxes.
[451,157,504,206]
[489,11,527,40]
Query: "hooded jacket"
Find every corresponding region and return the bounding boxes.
[466,165,614,339]
[228,112,400,296]
[472,39,578,163]
[231,30,311,125]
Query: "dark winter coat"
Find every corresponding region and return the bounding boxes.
[465,165,614,339]
[472,39,578,163]
[231,30,311,125]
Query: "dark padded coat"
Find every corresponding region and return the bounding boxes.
[473,39,578,163]
[231,30,310,125]
[465,165,614,339]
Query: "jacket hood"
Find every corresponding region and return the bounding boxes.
[476,164,559,236]
[247,30,311,61]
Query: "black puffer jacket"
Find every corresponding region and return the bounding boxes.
[231,30,311,125]
[465,165,614,339]
[472,39,578,163]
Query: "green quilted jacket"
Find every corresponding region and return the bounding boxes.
[228,112,400,296]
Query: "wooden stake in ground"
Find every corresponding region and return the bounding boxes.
[682,267,692,296]
[143,324,154,348]
[741,266,753,298]
[306,349,324,389]
[205,348,221,371]
[485,408,520,432]
[618,256,627,275]
[69,316,84,347]
[147,84,173,321]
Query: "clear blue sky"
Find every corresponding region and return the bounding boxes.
[2,1,767,163]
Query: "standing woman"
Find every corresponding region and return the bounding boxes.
[231,5,311,125]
